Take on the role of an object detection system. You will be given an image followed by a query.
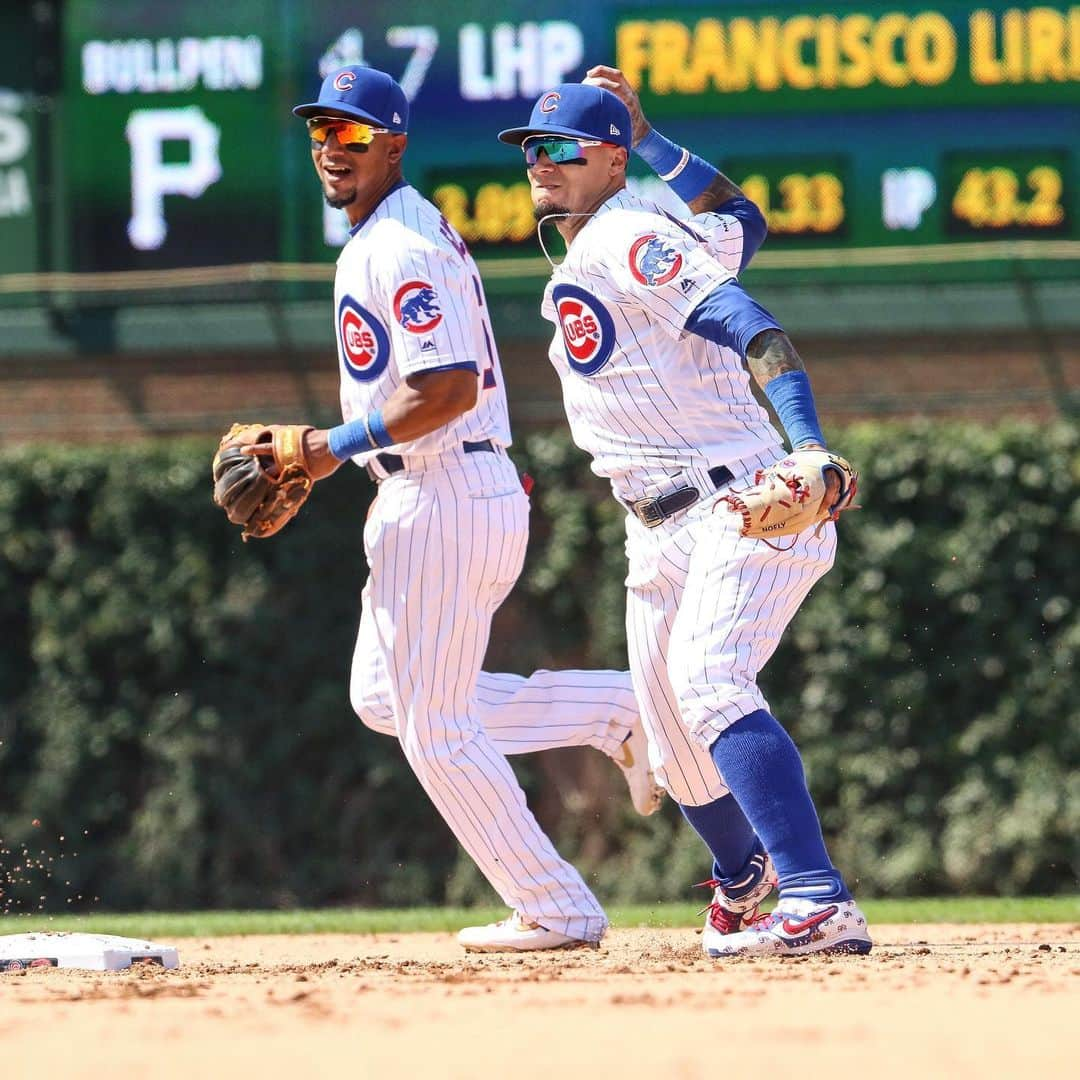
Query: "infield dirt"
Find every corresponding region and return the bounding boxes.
[1,922,1075,1078]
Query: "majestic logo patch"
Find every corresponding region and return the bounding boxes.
[393,279,444,334]
[337,294,390,382]
[333,71,356,92]
[539,91,561,113]
[628,234,684,287]
[552,284,615,376]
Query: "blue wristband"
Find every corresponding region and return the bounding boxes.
[763,370,826,450]
[367,408,393,448]
[636,128,719,204]
[327,409,394,459]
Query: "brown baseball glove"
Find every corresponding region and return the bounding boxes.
[719,450,859,544]
[212,423,316,541]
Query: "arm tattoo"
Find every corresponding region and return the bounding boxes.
[745,328,807,389]
[687,170,744,215]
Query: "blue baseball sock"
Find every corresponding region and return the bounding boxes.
[677,794,760,885]
[709,709,850,902]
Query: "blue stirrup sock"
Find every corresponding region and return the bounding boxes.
[677,795,760,886]
[709,709,850,902]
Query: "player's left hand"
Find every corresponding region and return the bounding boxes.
[795,442,842,509]
[719,448,859,543]
[212,422,335,541]
[583,65,650,147]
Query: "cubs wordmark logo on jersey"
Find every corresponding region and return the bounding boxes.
[628,234,684,287]
[338,294,390,382]
[393,279,444,334]
[552,284,615,376]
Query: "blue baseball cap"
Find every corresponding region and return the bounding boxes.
[293,65,408,132]
[498,83,631,149]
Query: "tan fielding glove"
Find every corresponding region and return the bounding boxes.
[720,449,859,544]
[212,423,316,541]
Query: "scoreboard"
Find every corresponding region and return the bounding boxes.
[2,0,1079,282]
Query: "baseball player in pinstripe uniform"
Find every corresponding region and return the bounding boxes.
[499,69,872,957]
[289,66,665,953]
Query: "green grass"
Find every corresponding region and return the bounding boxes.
[4,896,1076,938]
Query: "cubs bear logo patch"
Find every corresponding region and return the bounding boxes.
[338,294,390,382]
[552,284,615,377]
[628,234,684,287]
[393,280,444,334]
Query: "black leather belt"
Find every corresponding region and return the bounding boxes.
[629,464,735,528]
[369,439,496,479]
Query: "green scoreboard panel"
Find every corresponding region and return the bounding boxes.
[38,0,1080,275]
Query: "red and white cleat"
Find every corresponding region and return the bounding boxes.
[706,897,872,958]
[698,851,778,956]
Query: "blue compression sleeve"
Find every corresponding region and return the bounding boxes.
[763,370,826,449]
[685,282,781,357]
[636,128,718,204]
[328,409,394,459]
[714,196,768,271]
[710,710,849,902]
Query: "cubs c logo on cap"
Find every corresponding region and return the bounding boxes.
[552,284,615,376]
[338,294,390,381]
[393,280,444,334]
[539,91,561,113]
[333,71,356,91]
[628,234,684,287]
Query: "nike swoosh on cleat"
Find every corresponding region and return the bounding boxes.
[780,905,839,936]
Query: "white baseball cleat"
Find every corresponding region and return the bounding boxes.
[610,720,665,816]
[698,851,778,956]
[457,911,599,953]
[705,897,872,958]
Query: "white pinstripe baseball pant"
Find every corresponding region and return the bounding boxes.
[354,659,636,759]
[623,456,837,807]
[354,449,608,941]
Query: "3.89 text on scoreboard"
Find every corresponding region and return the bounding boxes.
[430,176,535,247]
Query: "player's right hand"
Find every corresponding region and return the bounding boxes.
[583,65,650,148]
[795,442,842,509]
[301,428,348,481]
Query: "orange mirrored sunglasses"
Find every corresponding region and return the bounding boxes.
[306,116,390,150]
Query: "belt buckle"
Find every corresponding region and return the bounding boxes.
[633,497,665,528]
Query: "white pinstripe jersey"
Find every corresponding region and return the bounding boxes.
[333,183,511,464]
[540,190,782,504]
